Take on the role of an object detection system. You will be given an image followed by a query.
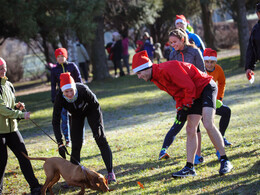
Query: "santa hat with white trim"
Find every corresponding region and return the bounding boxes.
[203,48,217,61]
[132,50,153,73]
[0,57,6,66]
[60,72,76,92]
[175,15,187,27]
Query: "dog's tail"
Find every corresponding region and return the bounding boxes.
[22,152,48,161]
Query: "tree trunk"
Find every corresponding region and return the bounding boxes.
[200,0,217,50]
[91,16,110,80]
[235,0,249,67]
[41,34,50,63]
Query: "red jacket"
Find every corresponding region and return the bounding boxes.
[151,61,212,110]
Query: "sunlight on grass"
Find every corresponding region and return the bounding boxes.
[3,56,260,194]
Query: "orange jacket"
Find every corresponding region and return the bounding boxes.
[206,64,225,100]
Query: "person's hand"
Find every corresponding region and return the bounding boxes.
[246,69,254,79]
[58,144,68,159]
[216,99,223,109]
[16,102,25,111]
[24,112,31,119]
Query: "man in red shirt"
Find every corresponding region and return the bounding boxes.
[132,50,233,177]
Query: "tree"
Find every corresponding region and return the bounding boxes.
[34,0,108,80]
[0,0,38,44]
[92,15,110,80]
[0,0,110,80]
[105,0,163,40]
[199,0,218,50]
[218,0,257,67]
[150,0,201,46]
[235,0,249,67]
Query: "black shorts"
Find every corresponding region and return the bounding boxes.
[187,79,217,115]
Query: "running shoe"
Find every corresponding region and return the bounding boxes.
[107,171,116,184]
[219,159,233,175]
[172,166,196,178]
[194,155,204,165]
[223,137,232,146]
[158,149,170,160]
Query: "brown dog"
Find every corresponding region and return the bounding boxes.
[22,153,109,195]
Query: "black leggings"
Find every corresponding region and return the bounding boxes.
[113,59,124,76]
[0,131,40,193]
[70,116,113,173]
[79,62,89,81]
[216,104,231,136]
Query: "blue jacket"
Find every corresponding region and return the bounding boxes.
[51,62,82,102]
[186,30,205,55]
[144,39,154,58]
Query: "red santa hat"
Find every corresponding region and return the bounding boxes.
[203,48,217,61]
[132,50,153,73]
[60,72,76,92]
[0,57,6,66]
[55,48,68,59]
[175,15,187,27]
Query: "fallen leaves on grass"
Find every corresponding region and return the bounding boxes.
[137,181,144,189]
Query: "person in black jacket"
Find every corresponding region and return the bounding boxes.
[51,48,82,147]
[245,3,260,79]
[52,72,116,184]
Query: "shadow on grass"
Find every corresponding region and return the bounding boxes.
[80,147,259,194]
[16,68,260,140]
[104,156,260,194]
[17,78,175,137]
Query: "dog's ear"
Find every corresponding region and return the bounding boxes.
[98,177,109,192]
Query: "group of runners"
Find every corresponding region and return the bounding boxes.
[0,3,260,194]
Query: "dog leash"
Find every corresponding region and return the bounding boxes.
[24,108,82,166]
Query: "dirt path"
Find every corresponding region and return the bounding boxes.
[15,83,51,97]
[15,48,240,97]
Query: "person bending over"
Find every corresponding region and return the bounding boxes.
[52,72,116,183]
[132,50,233,177]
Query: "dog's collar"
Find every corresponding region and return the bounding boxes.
[81,166,89,181]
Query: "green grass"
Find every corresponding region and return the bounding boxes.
[3,56,260,194]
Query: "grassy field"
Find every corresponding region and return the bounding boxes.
[3,56,260,195]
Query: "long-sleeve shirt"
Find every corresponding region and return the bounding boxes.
[206,64,226,100]
[245,20,260,71]
[150,60,212,110]
[52,83,103,144]
[0,77,25,134]
[169,45,205,72]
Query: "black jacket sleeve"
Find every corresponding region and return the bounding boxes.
[51,68,57,103]
[245,22,260,71]
[245,29,256,71]
[52,90,63,144]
